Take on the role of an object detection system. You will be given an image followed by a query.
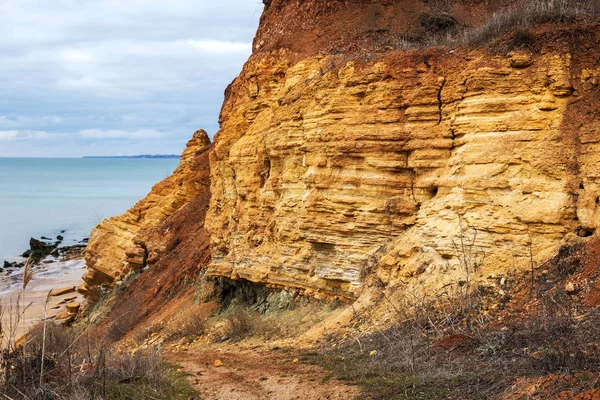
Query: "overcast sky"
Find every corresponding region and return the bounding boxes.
[0,0,262,157]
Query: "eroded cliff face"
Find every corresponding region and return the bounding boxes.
[82,0,600,305]
[81,130,212,296]
[206,16,600,300]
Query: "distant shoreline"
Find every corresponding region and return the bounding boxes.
[83,154,180,159]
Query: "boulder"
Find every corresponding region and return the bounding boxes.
[66,303,80,314]
[30,238,49,251]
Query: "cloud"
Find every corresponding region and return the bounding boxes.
[182,39,251,54]
[0,130,18,140]
[0,0,262,157]
[0,130,51,141]
[79,129,164,140]
[0,115,62,129]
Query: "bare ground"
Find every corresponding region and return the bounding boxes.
[165,343,360,400]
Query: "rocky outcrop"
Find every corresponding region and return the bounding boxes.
[81,130,212,295]
[206,14,600,300]
[82,1,600,305]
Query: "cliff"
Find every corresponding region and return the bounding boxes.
[70,3,600,398]
[81,130,212,296]
[83,0,600,305]
[206,4,600,300]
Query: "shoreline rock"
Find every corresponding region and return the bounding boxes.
[1,231,88,274]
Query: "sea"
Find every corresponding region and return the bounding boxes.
[0,157,180,331]
[0,157,180,263]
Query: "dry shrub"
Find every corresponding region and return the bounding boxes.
[262,302,325,339]
[223,305,255,342]
[494,289,600,374]
[102,348,165,387]
[164,303,211,342]
[71,347,195,400]
[419,12,458,34]
[207,301,330,343]
[464,0,600,47]
[0,316,196,399]
[311,252,600,398]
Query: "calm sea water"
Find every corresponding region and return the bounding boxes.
[0,158,180,263]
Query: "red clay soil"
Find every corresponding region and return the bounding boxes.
[90,145,213,340]
[559,237,600,309]
[502,372,600,400]
[254,0,520,59]
[504,235,600,317]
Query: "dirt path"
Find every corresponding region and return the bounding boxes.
[166,344,361,400]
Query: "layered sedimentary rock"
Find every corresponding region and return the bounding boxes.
[206,3,600,299]
[82,0,600,304]
[81,130,212,294]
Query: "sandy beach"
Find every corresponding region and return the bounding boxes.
[0,258,86,336]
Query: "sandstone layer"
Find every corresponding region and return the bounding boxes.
[81,130,212,295]
[206,20,600,300]
[81,1,600,305]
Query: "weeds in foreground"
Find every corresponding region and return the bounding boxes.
[0,302,197,399]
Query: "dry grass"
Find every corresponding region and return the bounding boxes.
[394,0,600,51]
[160,303,211,343]
[463,0,600,47]
[194,300,331,344]
[0,299,197,399]
[305,252,600,399]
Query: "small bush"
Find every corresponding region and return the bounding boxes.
[419,12,458,33]
[164,303,211,342]
[507,29,538,50]
[222,305,255,342]
[204,300,329,343]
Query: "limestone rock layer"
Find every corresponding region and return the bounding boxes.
[206,25,600,299]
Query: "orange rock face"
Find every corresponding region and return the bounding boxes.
[82,0,600,305]
[81,130,211,294]
[206,24,600,299]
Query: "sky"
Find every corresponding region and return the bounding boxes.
[0,0,263,157]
